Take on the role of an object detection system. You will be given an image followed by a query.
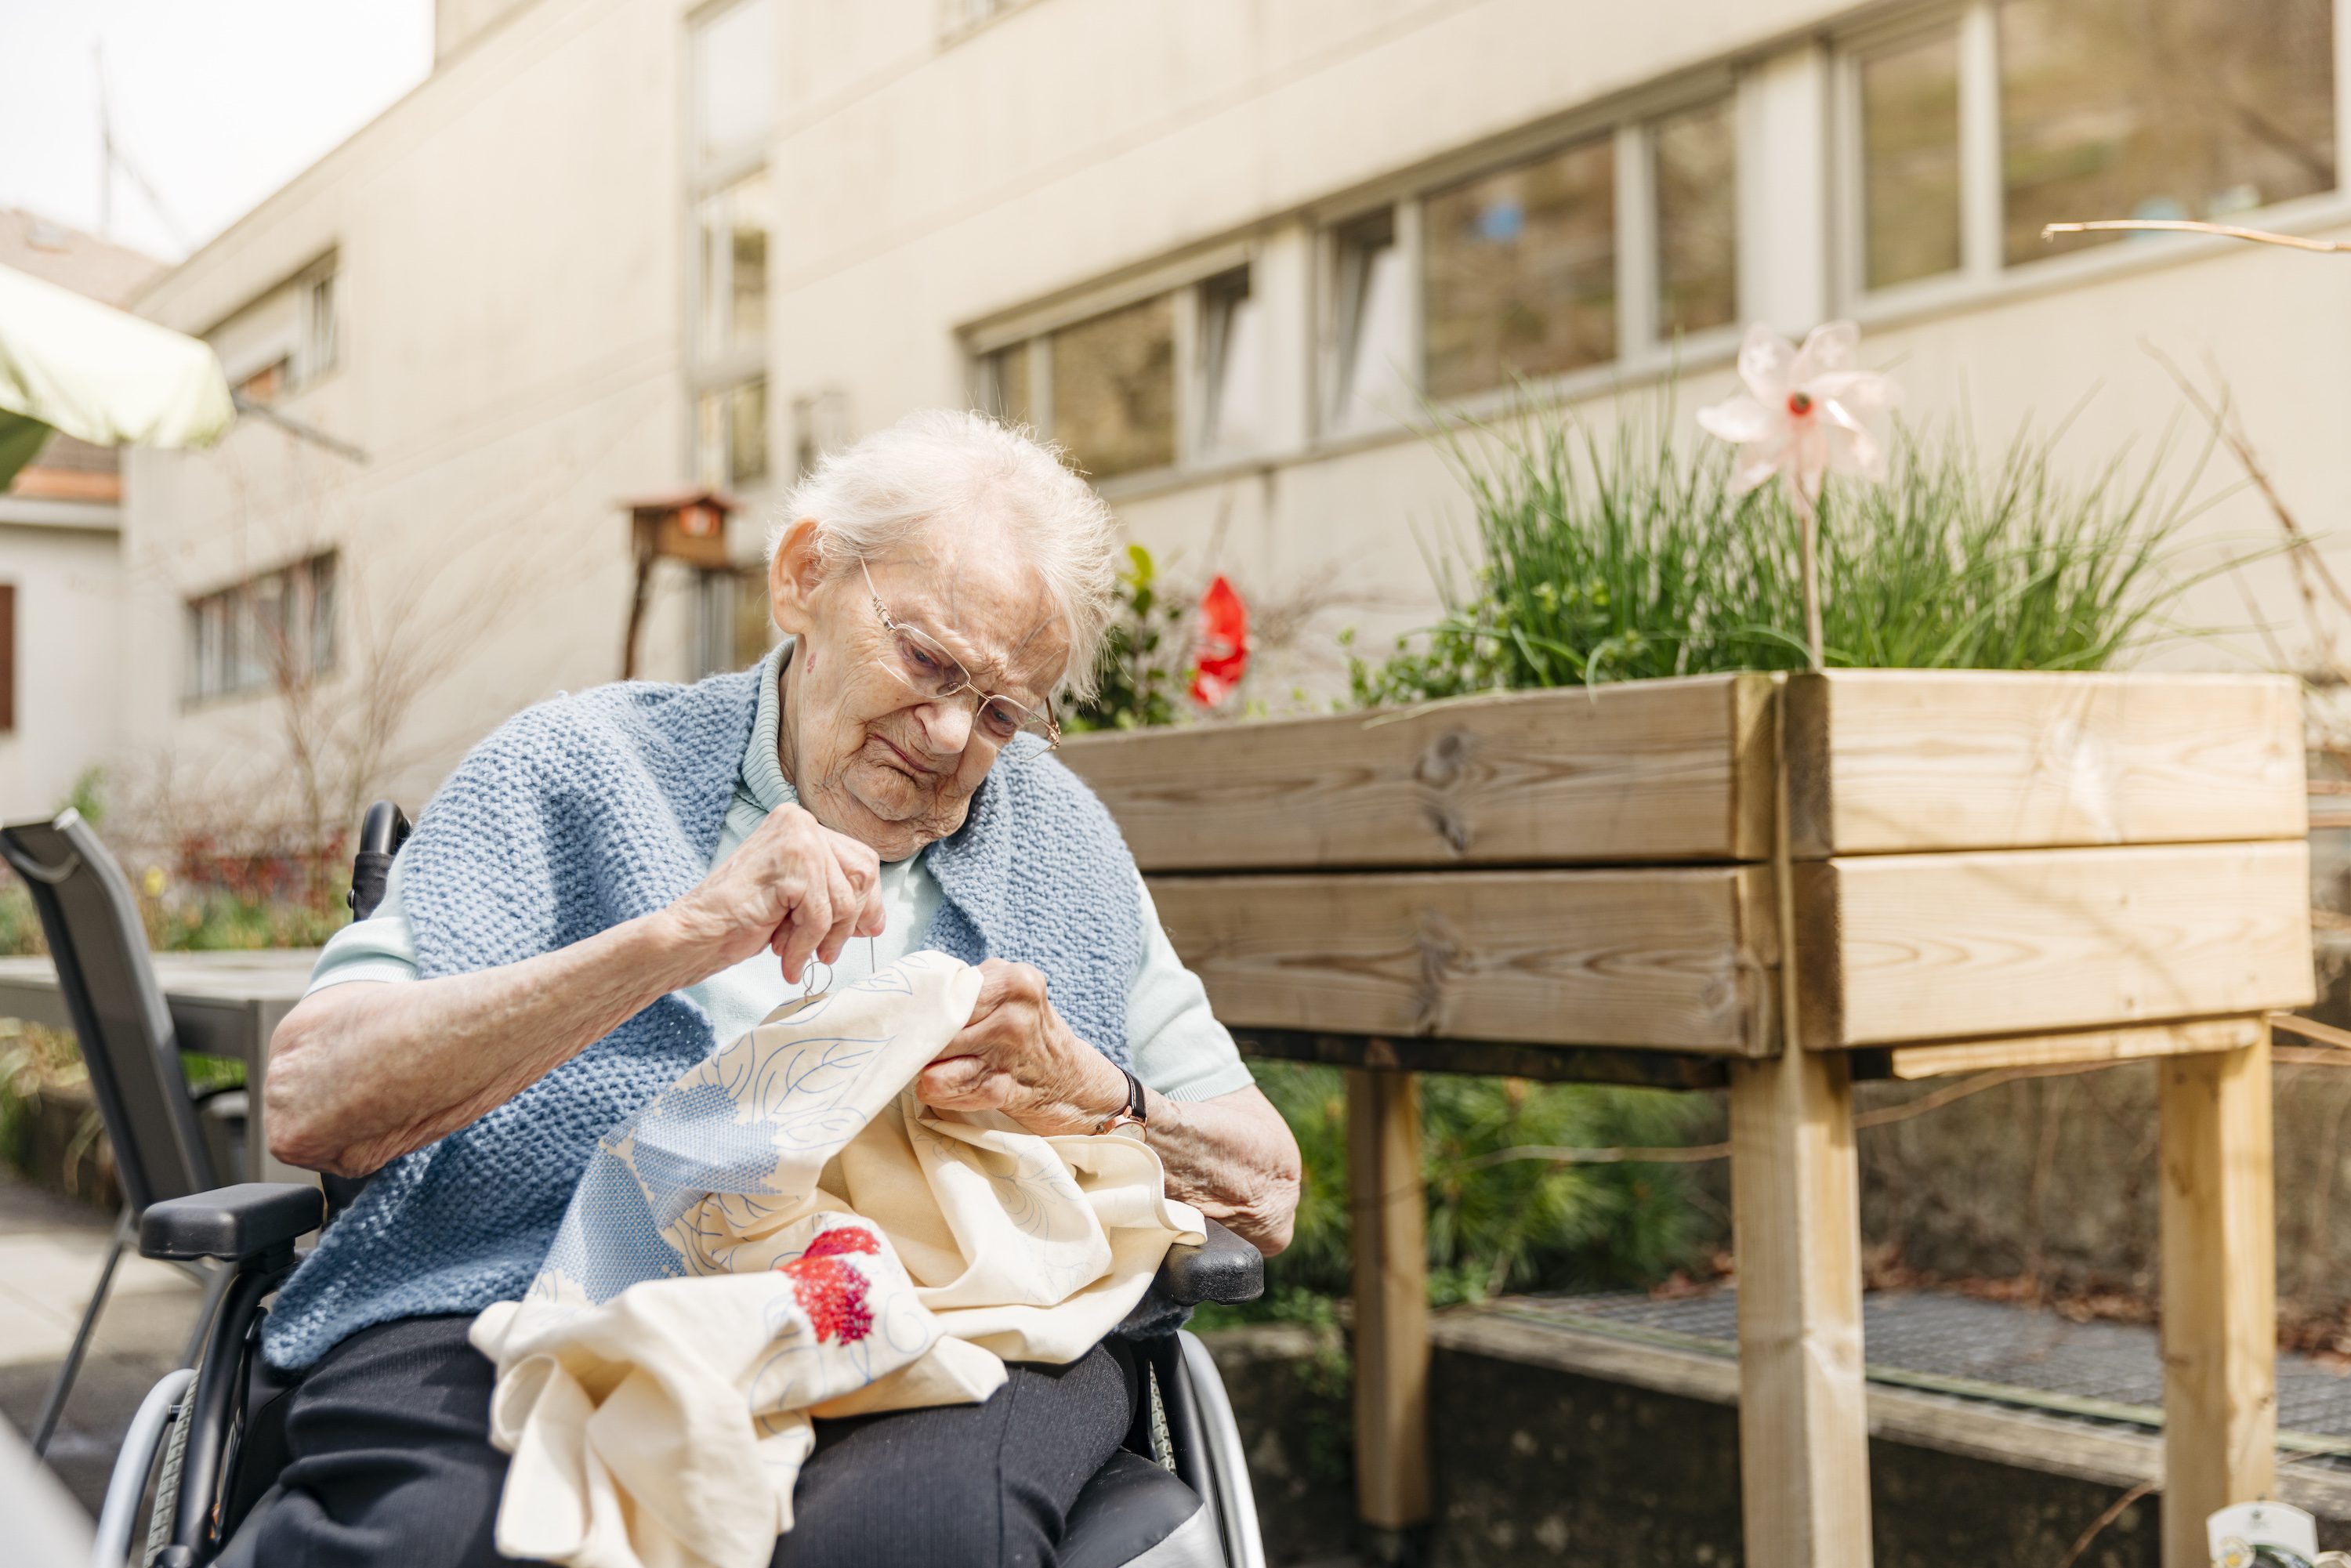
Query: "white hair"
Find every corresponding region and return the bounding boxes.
[768,409,1121,701]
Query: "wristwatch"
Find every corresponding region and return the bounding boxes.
[1096,1066,1148,1135]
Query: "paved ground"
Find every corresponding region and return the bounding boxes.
[0,1172,206,1522]
[1512,1284,2351,1458]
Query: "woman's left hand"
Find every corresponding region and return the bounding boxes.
[916,959,1127,1135]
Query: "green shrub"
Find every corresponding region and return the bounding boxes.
[1236,1061,1721,1313]
[1349,397,2226,701]
[0,881,41,958]
[1066,544,1192,733]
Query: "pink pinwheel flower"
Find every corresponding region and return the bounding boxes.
[1697,322,1901,504]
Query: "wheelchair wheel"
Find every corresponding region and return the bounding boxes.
[144,1386,193,1566]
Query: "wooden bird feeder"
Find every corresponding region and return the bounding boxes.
[621,489,737,678]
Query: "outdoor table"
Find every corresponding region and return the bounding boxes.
[0,947,321,1186]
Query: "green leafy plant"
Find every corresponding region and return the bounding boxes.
[1228,1062,1720,1314]
[1350,396,2228,702]
[1065,544,1193,733]
[63,766,106,826]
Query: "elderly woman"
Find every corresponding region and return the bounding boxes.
[230,411,1303,1568]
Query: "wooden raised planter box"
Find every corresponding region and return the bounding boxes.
[1067,669,2309,1068]
[1062,668,2313,1568]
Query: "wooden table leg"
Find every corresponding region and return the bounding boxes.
[1729,1048,1873,1568]
[1347,1066,1430,1537]
[2158,1026,2277,1568]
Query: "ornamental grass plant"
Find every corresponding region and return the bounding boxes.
[1349,394,2229,704]
[1246,391,2248,1325]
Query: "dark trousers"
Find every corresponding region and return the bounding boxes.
[218,1314,1140,1568]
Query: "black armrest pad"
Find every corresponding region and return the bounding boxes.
[1152,1217,1264,1307]
[141,1182,324,1262]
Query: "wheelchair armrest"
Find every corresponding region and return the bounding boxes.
[141,1182,324,1263]
[1152,1217,1264,1308]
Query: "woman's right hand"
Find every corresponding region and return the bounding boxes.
[662,802,886,982]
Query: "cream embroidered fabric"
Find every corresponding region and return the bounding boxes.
[468,951,1206,1568]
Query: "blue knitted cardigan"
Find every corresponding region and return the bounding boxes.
[263,661,1143,1370]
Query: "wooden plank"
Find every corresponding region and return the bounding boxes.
[1785,669,2305,859]
[1061,673,1777,871]
[2157,1029,2277,1568]
[1728,1048,1873,1568]
[1147,867,1780,1054]
[1348,1068,1430,1531]
[1232,1028,1732,1088]
[1795,841,2313,1050]
[1862,1016,2265,1081]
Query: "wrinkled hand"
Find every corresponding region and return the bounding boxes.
[664,802,885,983]
[917,959,1128,1135]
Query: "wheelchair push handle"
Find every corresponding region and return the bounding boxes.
[346,801,411,922]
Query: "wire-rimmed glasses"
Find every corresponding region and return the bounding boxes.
[859,559,1061,762]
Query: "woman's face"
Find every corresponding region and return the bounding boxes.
[767,516,1070,860]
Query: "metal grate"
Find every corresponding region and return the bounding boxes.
[1499,1287,2351,1455]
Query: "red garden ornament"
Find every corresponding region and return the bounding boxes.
[1189,575,1249,708]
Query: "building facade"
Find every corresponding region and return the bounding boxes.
[1,209,160,820]
[119,0,2351,828]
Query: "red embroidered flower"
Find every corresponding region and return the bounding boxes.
[802,1226,880,1260]
[775,1227,880,1344]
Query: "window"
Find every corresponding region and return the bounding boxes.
[690,0,776,171]
[1050,295,1176,480]
[1328,208,1413,431]
[181,553,339,704]
[789,388,849,479]
[687,0,776,493]
[1197,266,1267,458]
[1422,134,1617,400]
[985,344,1034,427]
[697,378,770,487]
[733,565,775,668]
[697,172,772,360]
[304,269,339,382]
[1652,98,1738,336]
[1849,0,2337,297]
[235,358,290,404]
[212,253,339,402]
[0,584,13,734]
[2001,0,2336,264]
[697,564,777,676]
[1858,28,1964,289]
[308,552,338,674]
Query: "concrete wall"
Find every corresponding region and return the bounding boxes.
[0,516,122,819]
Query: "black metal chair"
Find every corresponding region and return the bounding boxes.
[0,809,249,1460]
[103,802,1269,1568]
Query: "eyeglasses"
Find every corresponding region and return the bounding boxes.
[859,560,1061,761]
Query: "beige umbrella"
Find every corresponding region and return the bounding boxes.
[0,260,234,487]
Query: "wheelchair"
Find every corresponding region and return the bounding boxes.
[97,802,1271,1568]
